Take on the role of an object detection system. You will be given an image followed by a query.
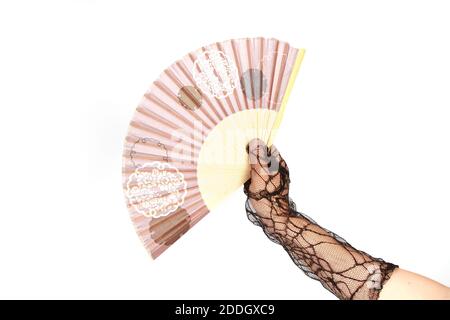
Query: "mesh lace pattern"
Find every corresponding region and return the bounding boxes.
[244,141,398,300]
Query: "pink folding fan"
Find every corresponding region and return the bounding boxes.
[122,37,305,259]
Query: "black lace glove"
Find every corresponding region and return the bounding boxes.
[244,139,398,300]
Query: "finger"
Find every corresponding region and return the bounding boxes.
[247,139,271,178]
[245,139,271,193]
[268,144,288,174]
[255,142,290,194]
[266,144,281,174]
[248,138,269,167]
[247,139,287,175]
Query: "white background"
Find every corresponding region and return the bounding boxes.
[0,0,449,299]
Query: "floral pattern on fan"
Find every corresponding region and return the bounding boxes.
[192,50,238,98]
[126,162,187,218]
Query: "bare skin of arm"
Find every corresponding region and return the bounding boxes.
[245,139,450,300]
[379,268,450,300]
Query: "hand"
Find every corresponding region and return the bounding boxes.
[244,139,291,220]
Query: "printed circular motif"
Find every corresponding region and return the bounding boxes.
[126,162,187,218]
[192,50,238,98]
[178,86,202,110]
[240,68,267,101]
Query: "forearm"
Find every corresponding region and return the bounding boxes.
[247,198,450,300]
[246,198,398,300]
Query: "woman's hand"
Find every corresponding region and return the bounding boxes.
[244,139,291,221]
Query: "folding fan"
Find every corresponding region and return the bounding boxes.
[122,37,305,259]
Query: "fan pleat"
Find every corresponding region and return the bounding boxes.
[200,47,233,119]
[230,39,249,112]
[215,41,241,115]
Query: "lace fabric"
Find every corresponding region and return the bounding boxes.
[244,139,398,300]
